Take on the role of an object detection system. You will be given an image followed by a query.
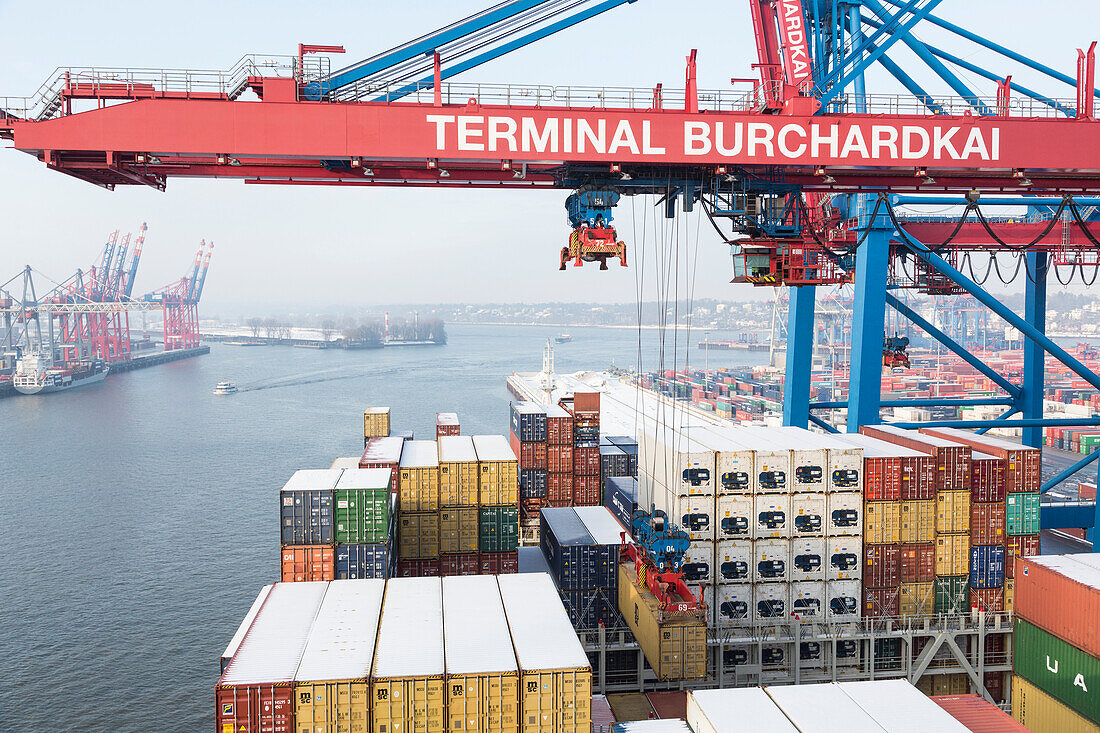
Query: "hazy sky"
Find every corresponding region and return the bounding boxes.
[1,1,1095,313]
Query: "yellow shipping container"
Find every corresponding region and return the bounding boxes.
[400,440,440,512]
[899,581,935,618]
[1013,674,1100,733]
[363,406,391,438]
[864,501,901,545]
[438,436,479,507]
[296,682,369,733]
[400,512,440,560]
[618,564,707,681]
[473,435,519,506]
[1004,578,1014,612]
[932,673,970,696]
[899,500,936,543]
[935,490,971,533]
[440,508,479,555]
[935,532,970,576]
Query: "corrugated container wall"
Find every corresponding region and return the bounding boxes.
[1012,674,1100,733]
[1014,618,1100,723]
[1016,555,1100,660]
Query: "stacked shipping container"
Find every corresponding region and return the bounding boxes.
[362,406,391,445]
[280,469,340,582]
[546,404,575,509]
[396,440,442,576]
[472,434,520,573]
[437,436,480,576]
[539,506,624,630]
[511,402,549,525]
[564,392,602,506]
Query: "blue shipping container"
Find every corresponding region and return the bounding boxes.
[603,476,638,529]
[280,489,334,546]
[600,445,630,480]
[336,542,391,579]
[519,468,548,499]
[540,507,598,592]
[510,402,547,442]
[969,545,1006,589]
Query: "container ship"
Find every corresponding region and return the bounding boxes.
[11,349,109,395]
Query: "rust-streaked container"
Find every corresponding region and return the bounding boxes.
[618,563,707,681]
[936,490,971,533]
[833,433,933,500]
[864,544,900,589]
[1005,534,1040,579]
[473,435,519,506]
[862,587,900,618]
[1016,554,1100,659]
[545,405,574,446]
[510,432,548,471]
[899,543,935,583]
[861,425,972,492]
[399,511,440,560]
[931,694,1031,733]
[921,427,1042,494]
[438,436,479,507]
[970,502,1006,546]
[363,406,391,439]
[970,451,1007,503]
[440,508,479,555]
[399,440,440,512]
[865,501,901,544]
[1012,674,1100,733]
[936,533,971,576]
[900,500,935,543]
[970,587,1003,613]
[281,545,335,582]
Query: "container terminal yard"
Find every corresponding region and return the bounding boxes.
[8,0,1100,731]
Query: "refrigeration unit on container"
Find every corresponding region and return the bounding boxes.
[825,493,861,537]
[363,406,391,440]
[755,582,788,620]
[642,433,716,496]
[511,401,548,443]
[280,469,340,546]
[754,539,790,583]
[827,538,861,581]
[830,432,933,500]
[442,576,519,733]
[333,467,392,545]
[435,411,460,439]
[764,428,827,492]
[220,585,273,673]
[282,545,335,582]
[860,425,973,493]
[668,492,716,542]
[716,539,752,584]
[789,493,825,537]
[472,435,519,506]
[604,476,637,530]
[709,439,753,495]
[796,430,864,494]
[293,579,386,733]
[724,427,793,494]
[216,582,328,733]
[498,573,593,730]
[753,494,791,539]
[437,436,479,507]
[398,440,441,512]
[1016,554,1100,659]
[790,537,826,582]
[827,580,861,622]
[715,583,753,626]
[683,540,715,585]
[716,494,753,539]
[371,577,445,733]
[790,580,826,620]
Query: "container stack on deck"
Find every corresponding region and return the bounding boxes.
[472,434,520,573]
[435,411,460,438]
[512,402,549,520]
[547,403,575,508]
[1012,554,1100,733]
[333,468,394,579]
[437,435,480,576]
[565,392,602,506]
[363,406,391,446]
[539,505,625,630]
[396,439,443,576]
[279,469,339,582]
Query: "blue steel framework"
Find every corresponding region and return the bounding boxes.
[770,2,1100,537]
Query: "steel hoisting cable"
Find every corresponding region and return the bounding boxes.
[971,198,1069,250]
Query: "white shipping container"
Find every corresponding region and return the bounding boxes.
[754,583,789,622]
[667,491,716,542]
[826,580,862,622]
[834,639,862,668]
[688,688,799,733]
[789,537,826,582]
[715,494,753,539]
[643,432,716,496]
[790,580,827,620]
[753,494,791,539]
[825,493,862,537]
[295,579,386,683]
[716,539,753,584]
[442,575,518,675]
[790,493,825,537]
[715,444,754,495]
[725,426,793,494]
[715,584,753,627]
[372,577,444,679]
[827,538,862,581]
[497,573,590,670]
[799,639,826,670]
[754,539,790,583]
[221,584,273,671]
[682,540,715,586]
[811,433,866,493]
[837,679,971,732]
[766,682,887,733]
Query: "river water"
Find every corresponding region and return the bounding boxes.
[0,323,766,731]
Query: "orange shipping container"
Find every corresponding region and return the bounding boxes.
[280,545,335,582]
[1015,555,1100,658]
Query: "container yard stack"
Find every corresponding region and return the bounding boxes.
[441,575,520,733]
[498,573,593,733]
[1012,554,1100,732]
[511,402,549,525]
[545,404,575,509]
[371,577,446,733]
[564,392,602,506]
[333,468,395,579]
[472,434,520,573]
[359,435,405,497]
[363,406,391,446]
[280,469,341,582]
[396,440,441,577]
[435,411,460,439]
[216,582,328,733]
[438,436,480,576]
[292,578,386,731]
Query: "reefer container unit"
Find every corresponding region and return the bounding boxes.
[715,583,753,626]
[336,542,392,580]
[790,537,826,582]
[221,585,274,673]
[282,545,335,582]
[435,412,460,438]
[399,440,440,512]
[825,493,861,537]
[723,427,793,494]
[363,406,391,440]
[921,427,1042,494]
[1014,618,1100,723]
[899,500,936,543]
[860,425,972,493]
[498,573,593,732]
[479,506,519,553]
[828,580,862,622]
[216,582,328,733]
[371,578,445,732]
[798,430,865,494]
[616,563,707,681]
[790,580,827,620]
[438,436,479,507]
[1012,674,1100,733]
[473,435,520,506]
[754,539,790,583]
[359,436,405,492]
[829,433,934,500]
[667,493,716,542]
[768,428,828,492]
[1006,492,1041,535]
[716,540,752,583]
[511,402,548,443]
[603,476,637,530]
[399,512,440,560]
[293,579,386,733]
[442,576,519,733]
[789,494,825,538]
[642,433,716,496]
[970,451,1008,503]
[753,494,791,539]
[334,467,392,545]
[828,538,862,581]
[440,508,479,555]
[1016,554,1100,659]
[280,469,340,546]
[716,494,753,539]
[687,688,799,733]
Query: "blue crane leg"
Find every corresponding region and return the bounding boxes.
[783,285,816,428]
[847,199,892,432]
[1022,252,1048,449]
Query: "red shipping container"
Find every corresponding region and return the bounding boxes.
[521,498,546,521]
[573,474,601,505]
[861,426,972,492]
[901,456,936,500]
[863,456,902,501]
[546,499,573,508]
[440,553,479,576]
[547,444,574,474]
[863,544,900,589]
[395,559,441,577]
[921,427,1041,494]
[862,587,900,618]
[359,437,402,494]
[573,391,601,413]
[547,471,573,503]
[280,545,334,582]
[898,543,935,583]
[547,413,574,445]
[216,685,294,733]
[1015,555,1100,658]
[509,432,548,470]
[479,551,519,574]
[970,453,1007,502]
[969,502,1006,546]
[435,412,460,439]
[1004,534,1040,579]
[969,588,1003,613]
[573,445,600,475]
[931,695,1028,730]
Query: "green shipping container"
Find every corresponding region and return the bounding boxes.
[1014,618,1100,723]
[935,575,970,615]
[334,487,390,544]
[1006,493,1041,535]
[479,505,519,552]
